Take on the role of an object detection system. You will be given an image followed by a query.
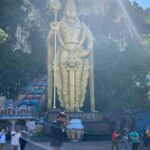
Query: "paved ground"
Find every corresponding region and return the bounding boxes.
[2,141,112,150]
[2,140,149,150]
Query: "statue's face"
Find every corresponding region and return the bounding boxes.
[64,6,78,22]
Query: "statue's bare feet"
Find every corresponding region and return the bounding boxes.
[65,107,70,112]
[75,108,82,112]
[91,110,98,113]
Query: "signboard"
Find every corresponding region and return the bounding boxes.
[0,114,33,120]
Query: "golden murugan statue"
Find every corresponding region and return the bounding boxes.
[47,0,95,112]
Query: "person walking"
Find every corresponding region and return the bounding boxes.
[146,127,150,147]
[112,129,120,150]
[0,128,6,150]
[122,129,130,150]
[50,112,68,150]
[142,129,148,148]
[19,130,28,150]
[25,119,35,135]
[129,128,140,150]
[5,127,11,141]
[11,129,21,150]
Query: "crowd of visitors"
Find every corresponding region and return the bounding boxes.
[11,128,28,150]
[2,111,150,150]
[0,127,28,150]
[0,119,33,150]
[0,112,66,150]
[111,126,150,150]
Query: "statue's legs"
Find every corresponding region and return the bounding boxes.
[75,64,83,112]
[60,64,70,112]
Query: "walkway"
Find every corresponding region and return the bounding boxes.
[3,141,147,150]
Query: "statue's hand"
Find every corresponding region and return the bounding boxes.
[78,49,91,57]
[50,22,59,31]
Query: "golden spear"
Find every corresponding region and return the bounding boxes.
[48,0,61,109]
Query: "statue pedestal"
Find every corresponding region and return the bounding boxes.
[46,110,103,122]
[47,108,62,121]
[45,110,111,140]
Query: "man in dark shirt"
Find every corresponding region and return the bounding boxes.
[19,130,28,150]
[50,112,67,150]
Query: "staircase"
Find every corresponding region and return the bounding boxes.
[16,76,48,116]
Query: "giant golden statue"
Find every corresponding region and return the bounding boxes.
[47,0,95,112]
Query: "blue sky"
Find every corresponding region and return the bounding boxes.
[130,0,150,8]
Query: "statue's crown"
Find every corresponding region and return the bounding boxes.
[66,0,75,5]
[65,0,77,11]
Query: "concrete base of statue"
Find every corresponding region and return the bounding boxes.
[44,109,111,140]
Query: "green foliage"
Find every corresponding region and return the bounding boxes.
[145,14,150,24]
[0,28,8,43]
[0,0,46,98]
[94,38,150,112]
[142,34,150,48]
[85,0,150,112]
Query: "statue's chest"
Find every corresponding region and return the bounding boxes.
[60,24,81,41]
